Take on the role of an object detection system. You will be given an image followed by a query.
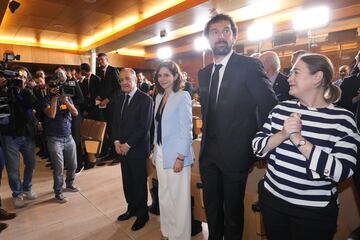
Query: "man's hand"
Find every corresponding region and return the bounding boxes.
[119,143,130,155]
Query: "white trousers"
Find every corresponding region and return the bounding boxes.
[155,145,191,240]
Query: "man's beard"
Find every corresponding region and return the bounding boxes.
[212,41,232,56]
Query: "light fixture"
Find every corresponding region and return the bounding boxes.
[247,21,273,41]
[194,37,210,52]
[8,0,21,13]
[292,6,330,31]
[157,47,172,59]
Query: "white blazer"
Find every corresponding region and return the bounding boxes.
[153,90,194,169]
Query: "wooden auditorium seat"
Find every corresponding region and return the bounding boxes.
[80,119,107,163]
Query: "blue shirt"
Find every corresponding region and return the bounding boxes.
[42,96,73,137]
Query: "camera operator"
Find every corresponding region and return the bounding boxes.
[42,71,80,203]
[54,67,84,174]
[0,66,38,208]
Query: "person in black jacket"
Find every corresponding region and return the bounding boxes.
[0,66,38,208]
[198,14,277,239]
[112,68,153,231]
[80,63,101,120]
[96,53,120,161]
[259,51,293,102]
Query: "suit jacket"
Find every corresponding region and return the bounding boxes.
[153,90,194,169]
[80,74,101,114]
[273,72,292,102]
[97,65,120,101]
[337,73,360,118]
[198,52,278,175]
[112,89,153,159]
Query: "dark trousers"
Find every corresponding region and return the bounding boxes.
[200,139,247,240]
[98,108,115,156]
[71,112,83,168]
[120,156,148,218]
[258,180,338,240]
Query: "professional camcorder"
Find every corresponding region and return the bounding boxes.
[48,74,76,97]
[0,52,23,89]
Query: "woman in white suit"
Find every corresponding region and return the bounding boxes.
[153,60,193,240]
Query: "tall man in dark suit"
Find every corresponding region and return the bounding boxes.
[259,51,293,102]
[80,63,101,120]
[96,53,120,161]
[113,68,153,231]
[198,14,278,240]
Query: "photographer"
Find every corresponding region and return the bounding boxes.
[0,66,38,208]
[54,67,84,174]
[42,71,79,203]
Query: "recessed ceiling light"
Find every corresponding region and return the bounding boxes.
[84,0,96,3]
[53,24,64,28]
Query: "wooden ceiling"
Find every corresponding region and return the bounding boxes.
[0,0,359,56]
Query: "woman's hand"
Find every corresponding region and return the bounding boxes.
[173,158,184,173]
[281,113,302,139]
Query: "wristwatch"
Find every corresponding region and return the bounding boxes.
[296,139,306,148]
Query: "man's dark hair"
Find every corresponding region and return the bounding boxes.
[75,68,81,74]
[204,14,238,38]
[80,63,91,72]
[97,52,108,58]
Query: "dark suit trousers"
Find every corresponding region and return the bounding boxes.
[71,109,83,168]
[200,138,247,240]
[120,156,148,218]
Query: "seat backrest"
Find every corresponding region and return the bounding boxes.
[89,120,107,142]
[192,139,201,175]
[80,118,94,138]
[192,105,202,119]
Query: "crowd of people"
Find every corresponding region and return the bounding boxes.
[0,13,359,240]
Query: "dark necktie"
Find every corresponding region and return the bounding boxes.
[121,94,130,119]
[208,64,223,108]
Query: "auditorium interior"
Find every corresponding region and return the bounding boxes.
[0,0,360,239]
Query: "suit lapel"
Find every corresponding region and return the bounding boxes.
[122,90,139,121]
[202,64,214,118]
[217,53,236,104]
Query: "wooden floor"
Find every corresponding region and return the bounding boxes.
[0,155,209,240]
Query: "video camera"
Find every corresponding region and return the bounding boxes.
[47,72,76,97]
[0,52,23,89]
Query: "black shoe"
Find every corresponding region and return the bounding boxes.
[84,162,95,170]
[75,166,84,175]
[0,208,16,221]
[108,158,121,165]
[100,154,116,162]
[191,220,203,236]
[0,222,8,232]
[117,210,134,221]
[131,215,149,231]
[148,203,160,215]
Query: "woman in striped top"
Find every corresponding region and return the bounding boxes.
[252,53,360,240]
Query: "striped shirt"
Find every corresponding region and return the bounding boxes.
[252,100,360,207]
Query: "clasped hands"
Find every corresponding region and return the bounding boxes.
[281,112,303,141]
[114,142,130,156]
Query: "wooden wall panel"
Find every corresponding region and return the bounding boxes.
[108,53,145,69]
[31,47,49,63]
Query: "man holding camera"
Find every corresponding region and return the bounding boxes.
[0,66,38,208]
[42,69,80,203]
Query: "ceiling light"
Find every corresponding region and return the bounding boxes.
[292,6,330,31]
[194,37,210,51]
[247,21,273,41]
[83,0,96,3]
[8,0,21,13]
[157,47,172,60]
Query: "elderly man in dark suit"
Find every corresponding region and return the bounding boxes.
[198,14,278,240]
[112,68,153,231]
[96,53,121,161]
[259,51,293,102]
